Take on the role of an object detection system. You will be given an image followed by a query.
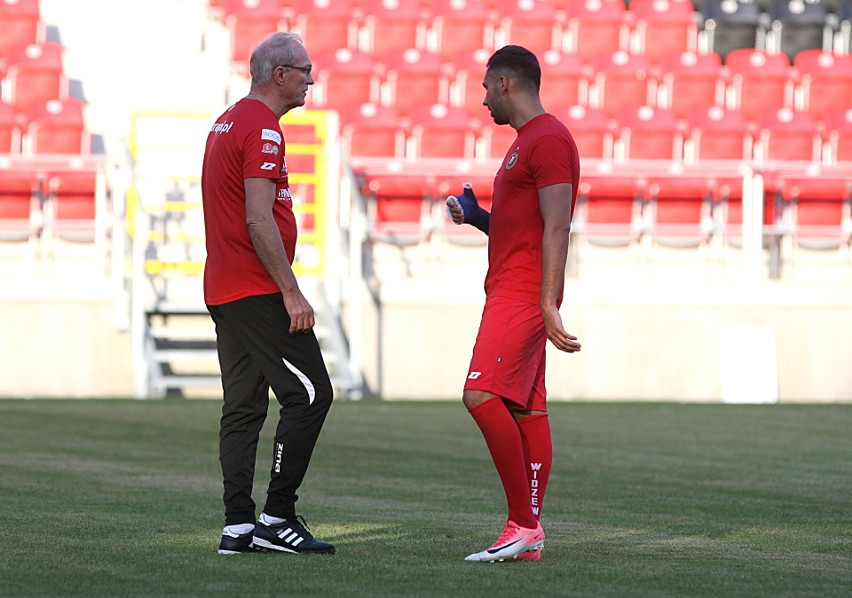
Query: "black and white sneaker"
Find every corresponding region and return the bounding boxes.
[217,529,257,555]
[253,516,335,554]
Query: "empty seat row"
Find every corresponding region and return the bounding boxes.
[0,167,105,248]
[0,97,90,155]
[215,0,703,66]
[213,0,852,70]
[307,47,851,130]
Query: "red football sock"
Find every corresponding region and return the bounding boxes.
[517,413,552,521]
[468,397,537,529]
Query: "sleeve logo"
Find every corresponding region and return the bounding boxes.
[262,142,279,155]
[260,162,277,170]
[261,129,282,144]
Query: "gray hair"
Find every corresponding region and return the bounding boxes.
[250,32,304,85]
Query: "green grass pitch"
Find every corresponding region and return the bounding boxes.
[0,399,849,597]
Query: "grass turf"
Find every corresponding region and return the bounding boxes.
[0,399,849,597]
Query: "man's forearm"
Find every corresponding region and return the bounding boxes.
[248,218,299,294]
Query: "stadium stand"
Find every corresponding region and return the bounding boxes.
[0,100,21,153]
[407,103,476,160]
[777,172,852,250]
[589,50,655,118]
[24,97,89,155]
[754,106,821,163]
[494,0,563,56]
[308,47,378,111]
[222,0,286,70]
[825,107,852,162]
[657,50,726,121]
[725,48,794,121]
[767,0,830,61]
[380,48,450,117]
[562,0,628,64]
[1,41,66,113]
[793,49,852,121]
[0,169,41,245]
[291,0,359,55]
[628,0,699,65]
[0,0,42,64]
[341,102,407,159]
[538,50,588,113]
[359,0,428,62]
[701,0,765,62]
[685,105,753,162]
[451,47,492,118]
[428,0,496,61]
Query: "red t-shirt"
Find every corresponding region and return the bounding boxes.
[484,113,580,305]
[201,98,297,306]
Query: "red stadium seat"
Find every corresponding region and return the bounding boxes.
[2,41,66,113]
[408,103,475,159]
[619,105,716,247]
[777,173,852,250]
[0,0,41,63]
[24,97,89,155]
[562,0,628,64]
[46,169,101,242]
[381,49,450,117]
[429,0,496,61]
[0,100,22,153]
[309,48,378,111]
[224,0,285,69]
[657,51,726,121]
[794,50,852,121]
[590,51,654,118]
[0,169,41,243]
[685,106,753,162]
[628,0,699,65]
[362,173,433,246]
[360,0,428,62]
[754,107,820,163]
[341,103,407,159]
[291,0,359,55]
[559,104,612,160]
[477,121,518,160]
[539,51,588,112]
[616,105,682,161]
[494,0,562,55]
[452,48,491,119]
[725,49,794,122]
[825,108,852,163]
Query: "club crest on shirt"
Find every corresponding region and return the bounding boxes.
[506,151,519,170]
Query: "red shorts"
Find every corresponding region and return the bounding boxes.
[464,296,548,411]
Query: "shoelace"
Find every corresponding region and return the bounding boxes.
[493,521,522,546]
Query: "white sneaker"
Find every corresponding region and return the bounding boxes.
[465,520,545,562]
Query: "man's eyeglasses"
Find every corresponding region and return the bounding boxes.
[281,64,312,76]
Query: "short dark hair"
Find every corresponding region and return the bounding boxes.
[486,45,541,93]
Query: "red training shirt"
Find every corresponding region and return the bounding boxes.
[201,98,297,306]
[485,113,580,305]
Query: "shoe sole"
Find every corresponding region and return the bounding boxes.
[252,537,299,553]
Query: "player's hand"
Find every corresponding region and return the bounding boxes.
[282,288,315,334]
[542,305,581,353]
[445,183,490,234]
[446,195,465,225]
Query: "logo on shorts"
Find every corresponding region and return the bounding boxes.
[467,371,482,380]
[506,152,519,170]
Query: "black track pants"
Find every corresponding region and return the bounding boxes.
[208,293,333,526]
